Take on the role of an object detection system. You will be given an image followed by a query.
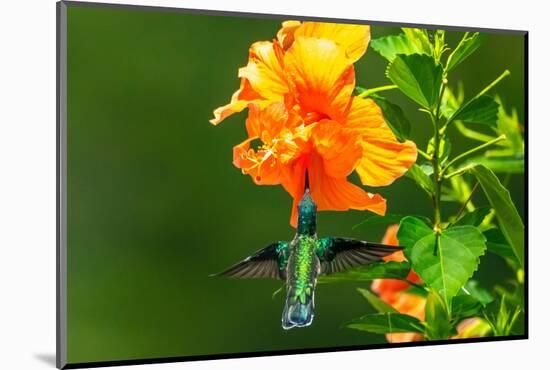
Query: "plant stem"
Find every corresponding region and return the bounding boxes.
[430,87,446,231]
[476,70,510,98]
[417,148,432,161]
[440,134,507,178]
[357,84,398,98]
[443,165,474,180]
[454,182,479,221]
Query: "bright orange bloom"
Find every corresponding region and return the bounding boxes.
[211,21,417,226]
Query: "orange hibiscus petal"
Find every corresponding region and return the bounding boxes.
[392,292,426,321]
[294,22,370,62]
[245,102,288,140]
[277,20,301,50]
[238,41,289,102]
[309,152,386,214]
[382,224,400,246]
[371,278,411,303]
[345,97,387,130]
[386,332,424,343]
[311,120,362,178]
[346,98,417,187]
[284,37,355,122]
[355,126,417,187]
[210,79,263,125]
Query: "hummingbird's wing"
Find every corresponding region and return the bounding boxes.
[212,242,288,279]
[316,237,402,275]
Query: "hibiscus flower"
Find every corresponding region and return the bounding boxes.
[211,21,417,226]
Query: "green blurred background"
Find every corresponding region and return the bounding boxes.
[66,4,525,364]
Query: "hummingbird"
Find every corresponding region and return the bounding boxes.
[214,175,402,330]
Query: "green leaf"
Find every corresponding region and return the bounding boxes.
[318,261,410,283]
[484,294,522,336]
[344,313,424,334]
[451,294,482,320]
[453,206,492,226]
[352,213,403,230]
[370,28,432,62]
[483,228,519,262]
[425,290,452,339]
[466,156,524,174]
[357,288,398,313]
[405,284,429,298]
[449,95,500,127]
[464,280,494,306]
[433,30,447,63]
[386,54,443,109]
[419,162,434,176]
[397,216,433,258]
[401,28,433,55]
[371,33,422,61]
[441,85,465,119]
[495,98,524,156]
[446,32,484,72]
[408,225,487,308]
[369,94,411,142]
[470,165,524,266]
[405,164,435,195]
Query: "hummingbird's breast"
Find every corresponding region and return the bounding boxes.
[286,234,320,299]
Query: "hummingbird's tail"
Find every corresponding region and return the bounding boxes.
[281,286,315,330]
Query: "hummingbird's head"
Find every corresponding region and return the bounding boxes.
[297,189,317,235]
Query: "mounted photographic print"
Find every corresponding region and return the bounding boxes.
[57,1,528,368]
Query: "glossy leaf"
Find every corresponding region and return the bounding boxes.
[496,99,524,156]
[464,280,494,306]
[483,228,519,262]
[449,95,500,127]
[446,32,484,71]
[397,216,433,258]
[370,33,422,61]
[386,54,443,109]
[405,164,435,195]
[408,225,487,308]
[419,162,434,176]
[452,294,482,321]
[357,288,398,313]
[425,290,452,339]
[470,165,524,266]
[466,156,524,174]
[484,294,522,336]
[369,94,411,142]
[402,28,433,56]
[344,313,425,334]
